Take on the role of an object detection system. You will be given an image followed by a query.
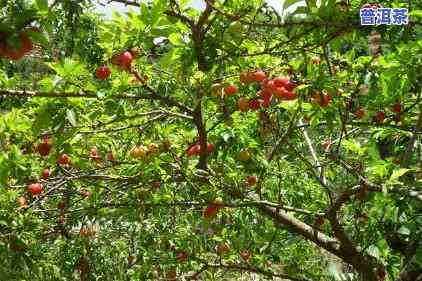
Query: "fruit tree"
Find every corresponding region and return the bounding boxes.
[0,0,421,280]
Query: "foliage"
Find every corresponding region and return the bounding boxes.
[0,0,421,280]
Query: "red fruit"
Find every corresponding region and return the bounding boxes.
[261,79,276,92]
[58,214,65,224]
[36,142,51,156]
[246,175,257,186]
[90,147,100,158]
[207,143,215,153]
[151,180,161,189]
[272,77,289,88]
[377,266,386,280]
[392,158,401,165]
[57,153,70,165]
[119,51,133,67]
[240,250,251,262]
[311,92,331,107]
[107,151,116,161]
[95,65,111,80]
[374,111,385,123]
[4,43,26,61]
[176,251,188,263]
[0,41,7,55]
[355,107,366,119]
[216,243,230,254]
[261,92,272,108]
[166,270,177,280]
[281,90,297,100]
[392,102,401,113]
[203,204,220,219]
[224,85,237,96]
[186,144,200,156]
[80,189,92,198]
[20,35,33,53]
[41,168,50,179]
[28,183,43,196]
[58,201,66,210]
[284,80,296,91]
[393,114,402,124]
[315,216,325,226]
[273,87,288,98]
[248,99,261,110]
[252,70,266,82]
[322,139,332,151]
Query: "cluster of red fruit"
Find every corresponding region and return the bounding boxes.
[0,29,36,61]
[222,69,298,112]
[95,48,138,80]
[354,101,402,124]
[186,142,215,156]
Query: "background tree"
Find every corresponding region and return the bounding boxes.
[0,0,421,280]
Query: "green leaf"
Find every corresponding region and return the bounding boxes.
[66,109,77,127]
[27,29,49,47]
[35,0,48,12]
[390,168,410,181]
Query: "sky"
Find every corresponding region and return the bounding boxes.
[94,0,286,18]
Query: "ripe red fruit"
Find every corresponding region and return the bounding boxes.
[151,180,161,189]
[252,70,266,82]
[374,111,385,123]
[120,51,133,66]
[28,183,43,196]
[272,77,289,88]
[216,243,230,254]
[377,266,386,280]
[322,139,332,152]
[315,216,325,226]
[203,204,220,219]
[58,214,65,224]
[58,201,66,210]
[280,90,297,100]
[95,65,111,80]
[36,142,51,156]
[392,102,401,113]
[186,144,200,156]
[106,151,116,161]
[166,270,177,280]
[207,143,215,153]
[4,43,26,61]
[273,87,288,98]
[21,35,33,53]
[311,92,332,107]
[80,189,92,198]
[355,107,366,119]
[240,250,251,262]
[224,85,237,96]
[41,168,50,179]
[246,175,257,186]
[248,99,261,111]
[90,147,100,159]
[176,251,188,263]
[393,114,402,124]
[57,153,70,165]
[284,80,296,91]
[259,88,272,100]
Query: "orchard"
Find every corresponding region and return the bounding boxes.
[0,1,421,281]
